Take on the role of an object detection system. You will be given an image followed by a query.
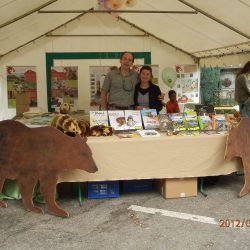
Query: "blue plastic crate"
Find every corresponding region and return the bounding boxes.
[122,179,153,193]
[87,181,119,199]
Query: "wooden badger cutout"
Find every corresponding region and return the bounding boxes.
[225,118,250,197]
[0,120,98,217]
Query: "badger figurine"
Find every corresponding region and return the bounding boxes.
[51,114,81,136]
[59,102,71,114]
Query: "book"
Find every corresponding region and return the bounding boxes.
[137,129,160,137]
[89,111,109,127]
[212,114,227,131]
[198,115,212,130]
[168,113,186,132]
[159,114,173,131]
[140,109,159,129]
[124,110,143,130]
[184,114,199,131]
[115,132,140,139]
[108,110,128,131]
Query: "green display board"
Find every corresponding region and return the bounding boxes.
[46,52,151,112]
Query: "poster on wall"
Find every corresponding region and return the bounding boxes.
[175,64,199,104]
[219,67,239,106]
[6,66,37,108]
[89,65,159,108]
[220,68,239,90]
[51,66,78,110]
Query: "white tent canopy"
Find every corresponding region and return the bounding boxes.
[0,0,249,119]
[0,0,249,59]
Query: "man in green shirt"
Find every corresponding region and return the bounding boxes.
[101,52,139,110]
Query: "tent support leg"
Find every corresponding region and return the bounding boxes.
[78,183,83,206]
[198,177,207,197]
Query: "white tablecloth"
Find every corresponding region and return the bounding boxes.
[58,134,241,182]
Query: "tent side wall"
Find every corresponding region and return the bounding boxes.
[0,33,194,119]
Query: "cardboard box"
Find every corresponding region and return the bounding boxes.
[16,104,29,116]
[15,92,30,116]
[16,92,30,105]
[157,178,197,199]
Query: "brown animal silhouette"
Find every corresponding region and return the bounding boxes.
[0,120,98,217]
[225,118,250,197]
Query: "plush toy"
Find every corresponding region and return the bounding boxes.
[225,114,241,129]
[51,114,81,136]
[102,126,114,136]
[77,119,90,137]
[59,102,71,114]
[89,125,114,136]
[0,120,98,217]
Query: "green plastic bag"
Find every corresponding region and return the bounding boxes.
[0,180,58,204]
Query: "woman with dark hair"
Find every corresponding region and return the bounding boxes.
[235,61,250,115]
[134,65,163,113]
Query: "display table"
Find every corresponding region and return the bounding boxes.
[58,134,241,183]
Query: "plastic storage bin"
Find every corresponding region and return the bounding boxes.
[87,181,119,199]
[122,179,153,193]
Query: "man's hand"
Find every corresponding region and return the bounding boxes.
[131,65,139,73]
[101,91,108,110]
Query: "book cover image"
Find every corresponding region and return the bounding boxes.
[108,110,129,131]
[90,111,109,127]
[198,115,212,130]
[169,113,186,132]
[159,114,173,131]
[141,109,159,129]
[124,110,143,130]
[212,114,227,130]
[184,114,199,130]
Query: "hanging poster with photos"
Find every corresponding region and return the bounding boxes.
[219,67,240,106]
[220,68,239,90]
[89,65,159,108]
[6,66,37,108]
[89,66,114,108]
[51,66,78,110]
[175,64,199,104]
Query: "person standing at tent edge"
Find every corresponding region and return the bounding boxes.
[101,52,139,110]
[235,61,250,116]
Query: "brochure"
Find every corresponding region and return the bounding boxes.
[137,129,160,137]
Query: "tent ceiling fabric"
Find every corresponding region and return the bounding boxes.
[0,0,249,59]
